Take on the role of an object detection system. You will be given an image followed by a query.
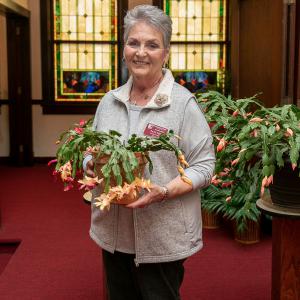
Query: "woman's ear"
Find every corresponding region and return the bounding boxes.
[163,48,170,66]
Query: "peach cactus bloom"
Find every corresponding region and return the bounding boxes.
[285,128,294,137]
[79,119,87,126]
[250,129,259,137]
[59,161,72,181]
[217,138,226,152]
[225,196,232,203]
[231,158,240,166]
[249,117,263,123]
[222,181,233,188]
[232,110,239,117]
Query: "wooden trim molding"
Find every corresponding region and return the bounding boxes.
[152,0,163,8]
[0,99,9,104]
[0,157,55,165]
[0,0,30,17]
[0,157,10,164]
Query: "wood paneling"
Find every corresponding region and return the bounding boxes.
[237,0,283,107]
[272,218,300,300]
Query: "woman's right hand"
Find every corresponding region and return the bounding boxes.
[85,159,96,178]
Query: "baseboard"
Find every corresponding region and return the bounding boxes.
[0,157,10,165]
[0,157,54,165]
[34,157,54,164]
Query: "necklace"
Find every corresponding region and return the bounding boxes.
[130,75,163,106]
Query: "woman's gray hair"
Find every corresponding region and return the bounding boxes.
[124,5,172,48]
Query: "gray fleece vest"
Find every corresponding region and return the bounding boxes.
[89,80,215,264]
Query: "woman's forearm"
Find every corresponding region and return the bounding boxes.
[165,175,193,200]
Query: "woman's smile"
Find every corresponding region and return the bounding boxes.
[133,60,150,65]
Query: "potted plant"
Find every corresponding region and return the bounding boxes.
[197,91,300,238]
[49,119,191,210]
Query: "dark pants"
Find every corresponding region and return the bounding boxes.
[102,250,185,300]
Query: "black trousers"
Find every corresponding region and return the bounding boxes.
[102,250,185,300]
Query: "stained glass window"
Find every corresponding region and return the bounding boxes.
[53,0,118,101]
[164,0,227,93]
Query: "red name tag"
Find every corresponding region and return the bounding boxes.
[144,123,168,137]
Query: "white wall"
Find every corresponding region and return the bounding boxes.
[32,106,92,157]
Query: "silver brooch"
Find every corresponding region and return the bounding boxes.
[154,94,168,107]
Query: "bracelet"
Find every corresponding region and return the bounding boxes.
[161,186,169,202]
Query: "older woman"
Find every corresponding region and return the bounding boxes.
[85,5,215,300]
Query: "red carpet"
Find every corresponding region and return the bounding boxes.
[0,165,271,299]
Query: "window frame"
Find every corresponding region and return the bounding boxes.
[40,0,127,114]
[156,0,230,94]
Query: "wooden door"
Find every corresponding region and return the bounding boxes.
[6,13,33,165]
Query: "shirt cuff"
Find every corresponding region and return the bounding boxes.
[83,154,93,171]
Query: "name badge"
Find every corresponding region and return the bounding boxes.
[144,123,168,137]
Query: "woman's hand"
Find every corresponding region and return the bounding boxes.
[85,159,96,178]
[126,176,193,209]
[126,184,166,209]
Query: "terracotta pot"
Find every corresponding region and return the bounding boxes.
[234,219,260,245]
[93,152,148,205]
[201,208,221,229]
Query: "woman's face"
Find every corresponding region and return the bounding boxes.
[124,21,169,80]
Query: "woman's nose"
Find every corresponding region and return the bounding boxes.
[136,45,147,56]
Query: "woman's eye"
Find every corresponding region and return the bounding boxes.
[148,44,159,49]
[127,41,138,47]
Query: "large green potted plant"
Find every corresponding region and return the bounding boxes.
[197,91,300,235]
[49,119,191,210]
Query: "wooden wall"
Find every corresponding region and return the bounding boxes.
[231,0,284,107]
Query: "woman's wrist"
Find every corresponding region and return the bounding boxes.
[160,186,169,202]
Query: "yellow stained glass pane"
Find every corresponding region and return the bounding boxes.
[86,0,93,15]
[61,16,69,34]
[69,0,76,15]
[69,53,77,69]
[102,0,110,16]
[86,17,93,33]
[169,44,222,71]
[170,0,178,16]
[169,44,179,69]
[210,18,219,41]
[187,1,195,17]
[94,45,111,69]
[171,17,178,39]
[211,1,221,17]
[69,16,77,39]
[78,0,85,16]
[178,0,186,17]
[167,0,225,42]
[187,45,203,70]
[202,44,220,69]
[55,0,115,41]
[61,0,68,16]
[94,0,102,16]
[78,16,86,34]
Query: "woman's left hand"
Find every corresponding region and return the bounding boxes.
[126,184,166,209]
